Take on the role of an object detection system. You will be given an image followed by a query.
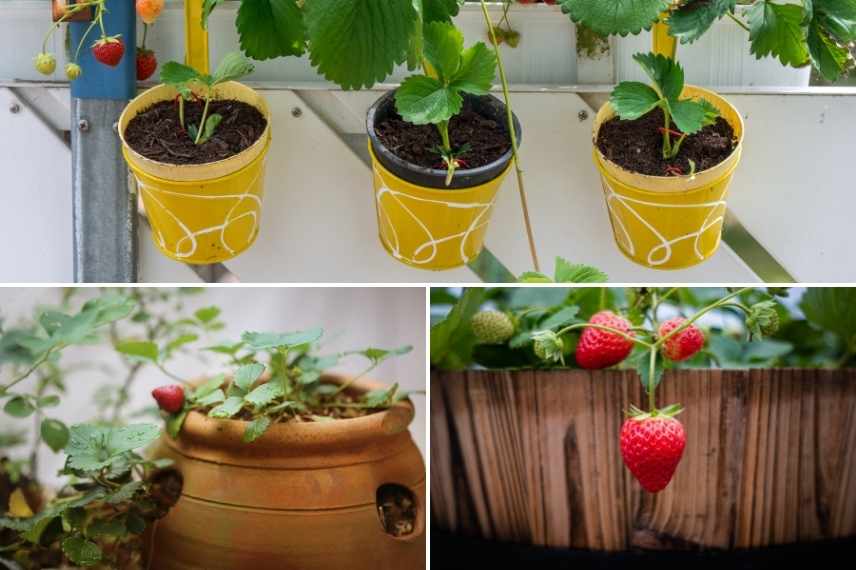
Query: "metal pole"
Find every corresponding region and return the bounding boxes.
[69,0,137,282]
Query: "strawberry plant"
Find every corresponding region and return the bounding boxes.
[159,52,256,145]
[35,0,166,80]
[153,328,415,444]
[431,287,856,491]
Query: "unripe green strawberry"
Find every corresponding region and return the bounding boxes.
[658,317,704,361]
[34,53,56,75]
[620,407,686,493]
[471,311,514,344]
[532,330,564,364]
[65,63,82,80]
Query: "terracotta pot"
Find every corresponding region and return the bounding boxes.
[145,374,425,569]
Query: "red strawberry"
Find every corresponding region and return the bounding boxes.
[92,35,125,67]
[658,317,704,361]
[575,310,634,369]
[152,385,185,414]
[620,410,686,493]
[136,48,157,81]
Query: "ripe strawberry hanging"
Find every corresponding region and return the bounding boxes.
[152,385,185,414]
[136,48,157,81]
[620,405,686,493]
[92,35,125,67]
[575,310,634,369]
[658,317,704,361]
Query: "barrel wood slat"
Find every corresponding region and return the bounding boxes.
[431,369,856,550]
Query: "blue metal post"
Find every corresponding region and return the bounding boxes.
[69,0,137,282]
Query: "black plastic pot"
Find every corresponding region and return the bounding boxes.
[366,89,522,190]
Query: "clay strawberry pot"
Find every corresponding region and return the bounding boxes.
[592,85,744,270]
[431,368,856,550]
[366,90,521,271]
[118,81,271,265]
[146,374,425,569]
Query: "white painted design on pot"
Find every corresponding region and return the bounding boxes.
[134,167,264,259]
[374,168,494,266]
[601,180,727,266]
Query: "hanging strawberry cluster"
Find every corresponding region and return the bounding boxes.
[469,287,782,492]
[34,0,164,81]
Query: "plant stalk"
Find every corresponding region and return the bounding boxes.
[194,97,211,144]
[647,346,657,412]
[479,0,540,272]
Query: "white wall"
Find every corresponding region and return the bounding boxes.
[0,286,427,486]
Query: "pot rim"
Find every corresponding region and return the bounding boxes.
[366,89,522,190]
[592,84,745,189]
[118,81,271,180]
[167,372,416,454]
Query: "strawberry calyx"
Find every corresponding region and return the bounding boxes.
[625,402,683,421]
[93,34,122,47]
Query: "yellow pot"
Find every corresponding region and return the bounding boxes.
[118,82,272,265]
[146,374,425,569]
[367,91,520,271]
[593,85,744,270]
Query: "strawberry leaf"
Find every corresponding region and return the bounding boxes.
[305,0,416,89]
[243,415,271,443]
[747,1,809,67]
[807,18,851,80]
[450,42,496,95]
[559,0,670,36]
[236,0,305,60]
[633,52,684,102]
[668,0,736,44]
[668,97,718,135]
[423,0,463,23]
[813,0,856,42]
[396,76,462,125]
[610,82,661,120]
[423,21,464,81]
[211,52,255,85]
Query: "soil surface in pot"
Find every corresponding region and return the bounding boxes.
[124,99,267,165]
[376,102,510,170]
[596,107,736,177]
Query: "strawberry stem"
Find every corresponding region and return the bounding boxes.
[647,346,657,412]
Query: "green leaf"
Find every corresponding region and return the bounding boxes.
[349,345,413,365]
[814,0,856,42]
[559,0,671,36]
[396,75,462,125]
[244,382,284,409]
[202,0,224,29]
[668,97,718,135]
[86,517,127,538]
[518,272,553,283]
[160,61,203,88]
[105,481,143,505]
[748,1,810,67]
[234,362,266,392]
[237,0,305,60]
[243,415,271,443]
[430,288,487,370]
[423,21,464,81]
[194,306,221,324]
[195,113,222,144]
[165,333,199,355]
[611,82,661,120]
[635,350,664,390]
[36,394,60,408]
[65,424,160,472]
[41,418,69,452]
[116,340,159,363]
[633,52,684,102]
[195,389,226,407]
[166,410,188,439]
[554,259,609,283]
[4,396,34,418]
[191,375,225,400]
[668,0,737,44]
[211,52,255,85]
[364,383,399,408]
[450,42,496,95]
[61,535,102,566]
[204,342,244,356]
[540,307,581,330]
[241,328,324,351]
[807,18,850,81]
[423,0,463,23]
[209,396,244,419]
[305,0,417,89]
[801,288,856,344]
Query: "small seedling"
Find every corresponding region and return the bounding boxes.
[395,21,497,186]
[610,52,719,162]
[159,52,255,145]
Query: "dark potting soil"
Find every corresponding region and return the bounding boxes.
[124,99,267,165]
[375,102,511,170]
[596,107,736,177]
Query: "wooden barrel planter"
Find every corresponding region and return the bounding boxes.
[431,369,856,551]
